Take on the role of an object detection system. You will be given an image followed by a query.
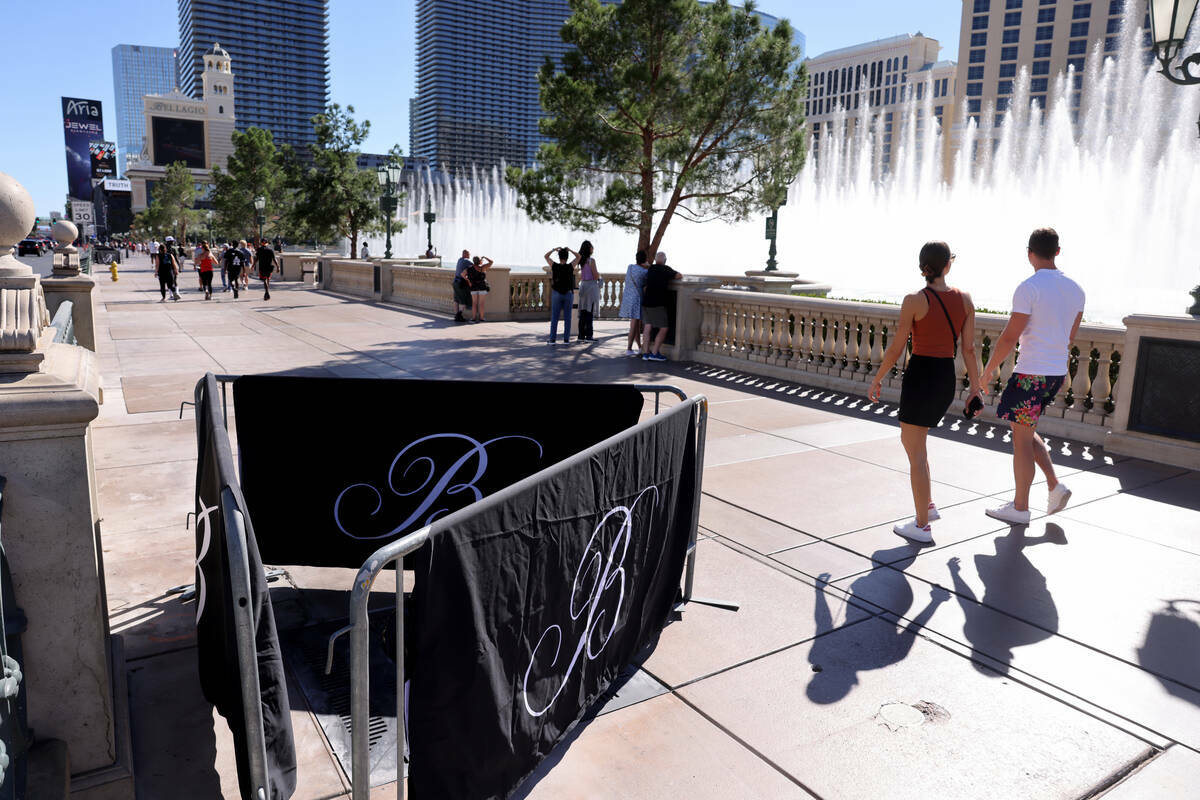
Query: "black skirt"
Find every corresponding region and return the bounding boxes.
[898,354,957,427]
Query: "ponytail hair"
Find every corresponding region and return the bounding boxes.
[919,241,952,282]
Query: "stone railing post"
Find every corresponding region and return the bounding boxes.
[671,277,722,360]
[0,172,130,795]
[486,266,512,321]
[40,220,97,352]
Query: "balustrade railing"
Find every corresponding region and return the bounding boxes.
[688,288,1124,442]
[509,273,549,316]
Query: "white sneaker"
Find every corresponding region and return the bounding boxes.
[893,519,933,544]
[1047,483,1072,515]
[624,349,638,357]
[985,502,1031,525]
[928,503,941,522]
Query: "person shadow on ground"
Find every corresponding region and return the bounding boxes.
[1137,599,1200,702]
[806,546,951,704]
[948,523,1066,676]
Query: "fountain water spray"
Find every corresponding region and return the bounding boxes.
[374,6,1200,324]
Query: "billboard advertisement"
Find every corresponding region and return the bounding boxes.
[151,117,206,169]
[90,141,117,178]
[62,97,104,200]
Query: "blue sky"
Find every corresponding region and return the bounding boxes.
[0,1,962,217]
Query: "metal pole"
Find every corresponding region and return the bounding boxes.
[765,207,779,272]
[396,562,406,800]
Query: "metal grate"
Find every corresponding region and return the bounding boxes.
[282,620,403,786]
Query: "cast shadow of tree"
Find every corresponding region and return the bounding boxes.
[806,546,950,704]
[1138,599,1200,701]
[947,523,1066,676]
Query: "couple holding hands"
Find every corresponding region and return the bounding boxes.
[868,228,1086,544]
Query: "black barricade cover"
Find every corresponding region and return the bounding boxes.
[194,375,297,800]
[409,401,698,799]
[231,376,645,568]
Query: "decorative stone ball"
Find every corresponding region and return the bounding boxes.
[0,172,36,249]
[53,220,79,248]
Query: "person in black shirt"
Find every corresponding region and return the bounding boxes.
[155,240,180,302]
[253,238,277,300]
[223,240,247,299]
[544,246,580,344]
[465,255,493,322]
[640,251,681,361]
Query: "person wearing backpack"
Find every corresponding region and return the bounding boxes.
[868,241,983,544]
[223,240,246,299]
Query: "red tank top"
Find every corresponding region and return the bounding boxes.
[911,287,966,358]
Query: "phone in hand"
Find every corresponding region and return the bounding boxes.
[964,394,984,419]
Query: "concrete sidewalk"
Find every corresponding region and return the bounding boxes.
[92,253,1200,799]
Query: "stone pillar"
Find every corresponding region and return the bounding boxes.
[485,266,512,321]
[670,277,722,360]
[40,220,98,352]
[0,173,129,796]
[1105,314,1200,470]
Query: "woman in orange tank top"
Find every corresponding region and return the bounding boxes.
[868,242,984,544]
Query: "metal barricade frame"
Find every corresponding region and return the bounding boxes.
[343,393,715,799]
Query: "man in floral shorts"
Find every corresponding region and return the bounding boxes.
[979,228,1085,525]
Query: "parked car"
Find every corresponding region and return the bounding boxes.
[18,239,42,256]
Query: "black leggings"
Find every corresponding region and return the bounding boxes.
[200,271,214,294]
[157,271,176,299]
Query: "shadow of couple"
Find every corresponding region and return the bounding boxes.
[806,523,1068,704]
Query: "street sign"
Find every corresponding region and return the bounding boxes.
[71,200,94,227]
[765,216,777,240]
[423,211,437,224]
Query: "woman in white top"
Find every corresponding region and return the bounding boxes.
[618,249,650,356]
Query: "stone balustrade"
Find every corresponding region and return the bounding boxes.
[678,287,1126,444]
[327,259,375,298]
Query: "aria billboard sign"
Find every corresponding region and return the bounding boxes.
[62,97,104,200]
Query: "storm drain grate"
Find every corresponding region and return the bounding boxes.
[282,619,404,786]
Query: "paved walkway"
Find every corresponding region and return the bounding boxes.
[87,254,1200,798]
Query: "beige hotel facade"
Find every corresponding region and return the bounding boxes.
[804,0,1148,179]
[804,34,959,177]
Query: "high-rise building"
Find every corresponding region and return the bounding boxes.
[177,0,329,152]
[805,34,958,175]
[111,45,177,176]
[953,0,1149,127]
[411,1,805,171]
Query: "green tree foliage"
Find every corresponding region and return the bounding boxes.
[133,161,199,241]
[288,104,396,257]
[209,127,283,241]
[507,0,807,255]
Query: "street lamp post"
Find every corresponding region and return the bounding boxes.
[254,195,265,243]
[764,195,786,272]
[423,192,436,255]
[1148,0,1200,313]
[205,209,213,244]
[376,164,402,259]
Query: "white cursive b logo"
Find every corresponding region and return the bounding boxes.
[522,485,660,718]
[333,433,543,541]
[193,497,219,623]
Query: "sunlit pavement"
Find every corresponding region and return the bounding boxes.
[91,253,1200,799]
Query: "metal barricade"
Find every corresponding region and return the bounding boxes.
[49,301,75,346]
[340,390,711,799]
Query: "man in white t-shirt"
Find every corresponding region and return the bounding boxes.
[979,227,1086,525]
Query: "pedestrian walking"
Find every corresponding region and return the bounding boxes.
[155,240,181,302]
[453,250,472,322]
[239,239,252,290]
[466,256,493,322]
[361,241,370,260]
[619,250,650,356]
[254,237,277,300]
[867,241,983,544]
[640,252,680,361]
[218,242,231,292]
[196,242,217,300]
[192,240,205,291]
[545,246,579,344]
[980,227,1085,525]
[223,241,247,299]
[576,240,601,341]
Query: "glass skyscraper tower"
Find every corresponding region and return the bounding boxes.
[411,0,579,171]
[111,45,177,176]
[177,0,329,152]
